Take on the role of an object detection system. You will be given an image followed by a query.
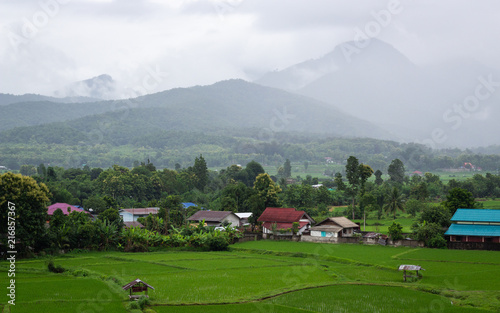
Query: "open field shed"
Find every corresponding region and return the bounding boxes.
[1,241,499,312]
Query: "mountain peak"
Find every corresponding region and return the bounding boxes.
[53,74,116,100]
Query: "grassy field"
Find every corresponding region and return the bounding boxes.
[1,242,499,312]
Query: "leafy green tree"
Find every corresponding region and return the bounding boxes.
[374,169,383,185]
[314,185,332,205]
[388,222,403,240]
[283,159,292,178]
[443,187,477,215]
[98,208,123,228]
[412,222,447,248]
[345,156,360,219]
[254,173,281,208]
[20,165,37,176]
[246,193,265,231]
[0,172,51,253]
[358,164,374,197]
[47,166,58,181]
[248,173,281,230]
[221,196,237,211]
[160,195,184,229]
[334,172,345,190]
[90,168,103,180]
[387,159,405,184]
[37,163,47,180]
[383,187,404,219]
[220,182,250,212]
[411,182,429,201]
[192,154,208,190]
[405,198,424,217]
[419,204,451,228]
[244,160,265,186]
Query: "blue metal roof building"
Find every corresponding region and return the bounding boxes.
[446,208,500,246]
[445,224,500,237]
[451,209,500,224]
[182,202,205,210]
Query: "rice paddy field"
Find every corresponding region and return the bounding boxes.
[1,241,499,312]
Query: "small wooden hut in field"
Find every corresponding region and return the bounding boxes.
[398,265,424,282]
[122,278,155,300]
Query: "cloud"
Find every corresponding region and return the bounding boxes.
[1,0,500,97]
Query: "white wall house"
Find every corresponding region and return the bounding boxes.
[310,217,360,238]
[187,211,241,228]
[119,208,159,222]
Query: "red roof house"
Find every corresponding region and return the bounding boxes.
[257,207,315,235]
[47,203,90,216]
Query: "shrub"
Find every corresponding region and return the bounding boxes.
[207,234,229,251]
[137,295,151,309]
[428,235,447,249]
[388,222,403,241]
[47,260,65,273]
[124,243,148,252]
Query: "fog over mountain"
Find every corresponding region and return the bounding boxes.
[2,1,500,150]
[255,39,500,148]
[53,74,117,100]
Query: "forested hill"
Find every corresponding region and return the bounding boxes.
[0,93,100,106]
[0,79,392,139]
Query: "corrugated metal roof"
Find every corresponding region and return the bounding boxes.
[316,217,359,228]
[235,212,252,219]
[187,210,233,222]
[47,203,91,216]
[258,207,304,223]
[445,223,500,236]
[398,265,424,271]
[451,209,500,222]
[122,279,155,290]
[310,225,342,233]
[182,202,198,209]
[122,208,159,215]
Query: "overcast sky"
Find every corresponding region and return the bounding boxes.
[1,0,499,98]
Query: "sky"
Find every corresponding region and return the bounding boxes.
[1,0,500,98]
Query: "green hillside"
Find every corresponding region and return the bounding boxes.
[0,80,392,138]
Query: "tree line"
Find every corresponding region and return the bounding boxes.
[1,154,498,255]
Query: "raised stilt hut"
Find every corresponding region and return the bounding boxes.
[122,279,155,300]
[398,264,425,282]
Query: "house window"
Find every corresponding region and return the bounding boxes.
[484,237,493,243]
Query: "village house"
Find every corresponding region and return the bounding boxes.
[257,207,314,236]
[309,217,360,238]
[119,207,159,223]
[47,203,92,217]
[187,210,240,228]
[234,212,252,227]
[445,209,500,249]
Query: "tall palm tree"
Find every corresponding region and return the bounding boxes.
[384,187,404,219]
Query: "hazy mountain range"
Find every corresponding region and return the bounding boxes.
[2,38,500,149]
[255,38,500,148]
[0,79,392,145]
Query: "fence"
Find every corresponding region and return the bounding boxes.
[236,233,262,243]
[301,235,423,247]
[448,241,500,251]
